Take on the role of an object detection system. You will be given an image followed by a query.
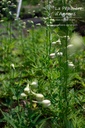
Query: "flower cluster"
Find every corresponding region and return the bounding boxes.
[21,80,51,108]
[49,38,63,59]
[0,0,17,21]
[50,36,76,69]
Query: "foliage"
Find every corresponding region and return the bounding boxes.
[22,0,41,5]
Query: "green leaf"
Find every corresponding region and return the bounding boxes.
[0,109,17,128]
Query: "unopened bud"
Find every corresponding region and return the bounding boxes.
[56,52,63,56]
[21,93,27,98]
[11,63,15,69]
[41,100,51,107]
[24,85,30,95]
[49,53,56,59]
[68,62,75,68]
[35,94,44,101]
[31,81,38,88]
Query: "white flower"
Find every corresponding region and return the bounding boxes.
[9,11,12,15]
[0,20,4,23]
[24,84,30,95]
[56,52,63,56]
[35,93,44,101]
[31,81,38,88]
[41,100,51,107]
[56,39,61,45]
[68,62,75,68]
[52,39,61,46]
[2,8,6,11]
[49,53,56,59]
[11,63,15,70]
[21,93,27,98]
[7,1,11,4]
[36,23,41,26]
[63,36,70,41]
[52,41,57,46]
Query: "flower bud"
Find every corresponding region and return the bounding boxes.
[0,20,4,23]
[49,53,56,59]
[11,63,15,69]
[35,94,44,101]
[52,41,57,46]
[24,84,30,95]
[41,100,51,107]
[31,81,38,88]
[7,1,11,4]
[68,62,75,68]
[56,52,63,56]
[52,38,61,46]
[36,23,41,26]
[21,93,27,98]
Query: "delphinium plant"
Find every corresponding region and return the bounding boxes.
[42,0,85,127]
